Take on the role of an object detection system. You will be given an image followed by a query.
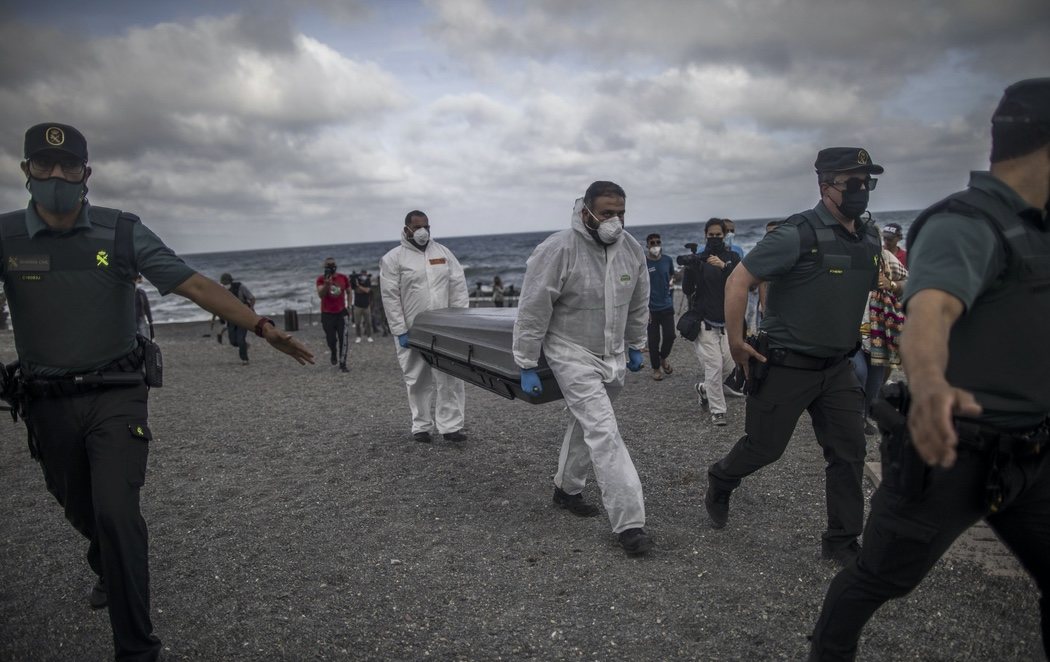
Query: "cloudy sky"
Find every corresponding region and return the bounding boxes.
[1,0,1047,254]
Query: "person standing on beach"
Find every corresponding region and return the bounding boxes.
[352,267,374,344]
[645,233,676,382]
[0,122,313,662]
[380,210,469,443]
[219,272,256,365]
[512,181,653,556]
[492,275,505,307]
[704,147,882,566]
[681,218,741,426]
[316,257,351,371]
[809,78,1050,661]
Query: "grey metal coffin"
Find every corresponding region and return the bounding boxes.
[407,307,563,404]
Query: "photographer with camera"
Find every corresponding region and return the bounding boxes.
[678,218,741,426]
[316,257,352,372]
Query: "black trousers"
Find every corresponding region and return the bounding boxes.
[26,383,161,661]
[647,308,676,369]
[809,441,1050,660]
[708,358,866,550]
[228,324,249,361]
[321,310,349,366]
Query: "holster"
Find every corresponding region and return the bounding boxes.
[139,335,163,388]
[743,332,770,396]
[871,381,928,500]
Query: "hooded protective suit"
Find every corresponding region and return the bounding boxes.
[513,199,650,533]
[380,233,469,435]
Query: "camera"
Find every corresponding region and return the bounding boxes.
[324,264,337,277]
[676,248,712,267]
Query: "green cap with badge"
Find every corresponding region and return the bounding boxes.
[24,123,88,161]
[814,147,884,174]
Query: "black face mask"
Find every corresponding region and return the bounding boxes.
[705,237,724,253]
[837,189,869,220]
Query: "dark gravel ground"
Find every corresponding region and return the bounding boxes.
[0,321,1043,661]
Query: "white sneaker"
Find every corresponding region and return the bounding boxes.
[367,337,374,343]
[355,337,362,344]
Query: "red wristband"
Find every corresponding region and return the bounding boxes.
[254,317,275,337]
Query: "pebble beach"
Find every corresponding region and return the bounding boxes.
[0,319,1042,660]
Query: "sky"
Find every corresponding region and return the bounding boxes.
[1,0,1047,254]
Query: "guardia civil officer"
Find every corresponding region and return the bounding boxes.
[0,123,314,661]
[704,147,882,565]
[809,79,1050,661]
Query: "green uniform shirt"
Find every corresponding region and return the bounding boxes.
[904,171,1046,427]
[744,202,877,357]
[2,203,196,375]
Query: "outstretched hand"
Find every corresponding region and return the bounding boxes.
[263,326,314,365]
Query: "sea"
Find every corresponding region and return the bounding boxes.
[149,210,922,324]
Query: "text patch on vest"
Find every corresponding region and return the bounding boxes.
[6,255,50,272]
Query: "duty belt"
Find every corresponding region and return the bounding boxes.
[955,418,1049,458]
[23,347,145,399]
[766,347,847,371]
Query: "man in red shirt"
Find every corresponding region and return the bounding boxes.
[316,257,352,372]
[882,222,907,267]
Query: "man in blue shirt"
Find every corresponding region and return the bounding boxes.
[645,233,676,380]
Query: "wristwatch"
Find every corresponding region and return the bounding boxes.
[254,316,276,337]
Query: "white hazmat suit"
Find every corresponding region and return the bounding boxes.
[512,199,650,533]
[380,234,469,435]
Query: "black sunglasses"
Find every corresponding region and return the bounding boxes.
[830,177,878,192]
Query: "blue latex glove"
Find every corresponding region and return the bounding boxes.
[397,333,410,349]
[626,348,644,372]
[520,369,543,396]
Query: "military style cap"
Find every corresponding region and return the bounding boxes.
[814,147,884,174]
[882,222,903,237]
[992,78,1050,126]
[24,122,88,161]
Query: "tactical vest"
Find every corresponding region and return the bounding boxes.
[764,209,880,356]
[909,188,1050,420]
[0,206,140,374]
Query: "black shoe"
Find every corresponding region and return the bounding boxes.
[822,540,861,567]
[552,487,600,517]
[618,528,654,555]
[864,419,877,436]
[443,431,466,442]
[413,431,432,443]
[89,578,107,609]
[704,484,732,529]
[695,383,709,410]
[330,352,337,365]
[339,363,349,373]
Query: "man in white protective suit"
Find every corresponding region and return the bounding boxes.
[380,209,469,444]
[512,181,654,555]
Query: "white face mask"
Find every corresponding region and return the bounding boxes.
[648,246,662,257]
[597,217,623,243]
[585,206,624,244]
[409,227,430,245]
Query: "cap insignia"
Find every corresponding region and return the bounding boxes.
[857,149,870,165]
[45,127,65,147]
